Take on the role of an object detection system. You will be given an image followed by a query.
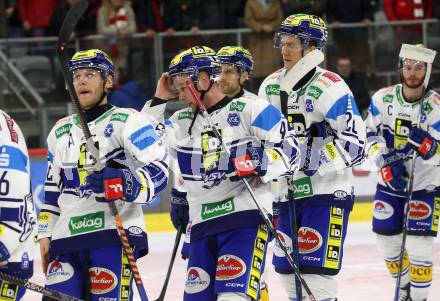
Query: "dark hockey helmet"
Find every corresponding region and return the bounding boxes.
[217,46,254,75]
[68,49,115,79]
[275,14,327,50]
[168,46,221,83]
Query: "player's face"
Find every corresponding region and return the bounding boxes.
[280,34,304,70]
[73,68,112,110]
[172,74,196,108]
[401,59,426,89]
[219,64,241,97]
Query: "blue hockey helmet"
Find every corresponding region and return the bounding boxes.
[68,49,115,79]
[168,46,221,83]
[275,14,327,50]
[217,46,254,75]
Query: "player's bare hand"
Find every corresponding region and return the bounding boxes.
[39,238,50,275]
[154,72,178,100]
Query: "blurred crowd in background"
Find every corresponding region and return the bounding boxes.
[0,0,439,147]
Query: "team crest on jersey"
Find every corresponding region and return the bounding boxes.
[227,113,240,127]
[104,123,114,137]
[305,98,314,112]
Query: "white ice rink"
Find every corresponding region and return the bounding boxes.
[25,222,440,301]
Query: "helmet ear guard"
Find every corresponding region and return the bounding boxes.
[68,49,115,80]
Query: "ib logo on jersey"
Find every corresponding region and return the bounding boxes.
[185,267,210,294]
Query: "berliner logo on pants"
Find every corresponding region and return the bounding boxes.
[89,267,118,294]
[298,227,323,254]
[409,201,432,220]
[216,255,246,280]
[185,267,210,294]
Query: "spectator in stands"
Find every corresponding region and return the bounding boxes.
[198,1,247,30]
[383,0,433,44]
[244,0,283,93]
[132,0,164,37]
[434,1,440,18]
[281,0,327,18]
[108,67,147,111]
[335,56,371,118]
[326,0,376,75]
[4,0,24,38]
[16,0,57,37]
[163,0,200,35]
[51,0,83,38]
[97,0,136,73]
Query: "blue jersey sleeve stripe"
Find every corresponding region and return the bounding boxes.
[129,124,158,150]
[432,120,440,132]
[251,104,282,131]
[0,145,28,173]
[326,94,361,120]
[369,101,380,117]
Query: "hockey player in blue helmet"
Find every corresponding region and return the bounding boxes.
[37,49,168,300]
[217,46,255,98]
[260,14,366,301]
[145,45,300,301]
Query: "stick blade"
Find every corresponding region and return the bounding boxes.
[57,0,88,55]
[280,49,324,92]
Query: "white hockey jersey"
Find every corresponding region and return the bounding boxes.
[259,66,366,204]
[144,94,300,241]
[0,110,35,275]
[37,106,168,256]
[365,84,440,195]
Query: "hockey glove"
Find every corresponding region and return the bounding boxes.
[170,188,189,233]
[227,143,268,181]
[407,127,438,160]
[0,241,10,264]
[379,159,409,192]
[300,121,334,176]
[87,167,141,202]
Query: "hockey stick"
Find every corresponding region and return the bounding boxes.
[393,45,436,301]
[154,225,183,301]
[56,2,149,301]
[278,49,325,300]
[186,84,317,301]
[0,271,83,301]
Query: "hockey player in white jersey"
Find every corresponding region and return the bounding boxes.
[149,45,300,301]
[0,111,36,300]
[259,14,366,300]
[179,45,256,258]
[365,44,439,301]
[36,49,168,300]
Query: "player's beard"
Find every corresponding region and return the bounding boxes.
[403,76,424,89]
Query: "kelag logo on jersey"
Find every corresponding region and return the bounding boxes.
[394,118,411,149]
